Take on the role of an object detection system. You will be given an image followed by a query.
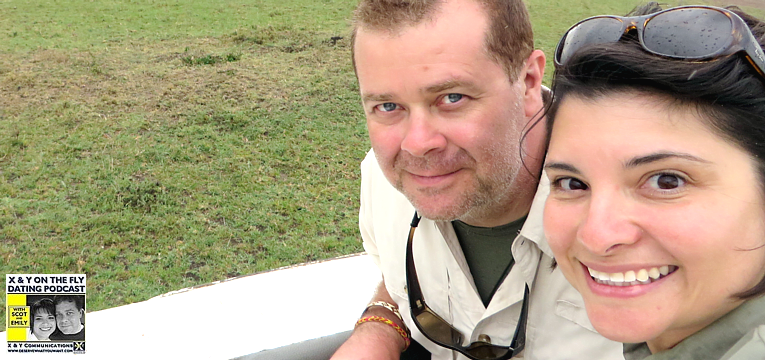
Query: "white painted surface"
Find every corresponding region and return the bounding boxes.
[2,253,381,359]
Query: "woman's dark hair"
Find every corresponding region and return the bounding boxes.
[547,2,765,298]
[29,298,55,332]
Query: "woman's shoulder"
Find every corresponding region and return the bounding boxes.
[721,325,765,360]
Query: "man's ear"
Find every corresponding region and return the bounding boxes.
[520,49,546,119]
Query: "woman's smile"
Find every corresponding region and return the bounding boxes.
[583,263,677,287]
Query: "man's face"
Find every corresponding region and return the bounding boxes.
[354,0,540,227]
[55,300,83,335]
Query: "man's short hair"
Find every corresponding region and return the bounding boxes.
[351,0,534,79]
[53,295,84,311]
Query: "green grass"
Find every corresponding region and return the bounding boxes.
[181,52,242,66]
[1,0,763,329]
[1,0,355,52]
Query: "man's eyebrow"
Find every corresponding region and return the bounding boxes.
[543,162,581,174]
[625,152,710,168]
[425,79,478,94]
[361,93,394,103]
[361,79,479,103]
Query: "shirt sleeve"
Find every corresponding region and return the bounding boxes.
[359,150,381,270]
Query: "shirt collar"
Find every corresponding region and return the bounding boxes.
[517,173,553,257]
[624,294,765,360]
[432,174,552,258]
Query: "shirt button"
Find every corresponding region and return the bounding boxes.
[477,334,492,344]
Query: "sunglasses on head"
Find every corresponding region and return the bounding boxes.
[554,5,765,78]
[405,212,529,360]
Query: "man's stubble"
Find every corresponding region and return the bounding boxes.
[388,134,526,224]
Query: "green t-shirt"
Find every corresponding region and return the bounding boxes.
[452,216,526,307]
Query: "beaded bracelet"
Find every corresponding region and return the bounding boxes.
[356,315,411,351]
[364,301,405,324]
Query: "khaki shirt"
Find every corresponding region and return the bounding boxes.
[624,295,765,360]
[360,150,623,360]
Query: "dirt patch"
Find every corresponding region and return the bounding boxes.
[0,33,351,123]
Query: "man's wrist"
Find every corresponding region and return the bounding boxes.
[365,301,405,323]
[362,302,410,336]
[353,313,410,353]
[358,303,410,352]
[332,322,404,360]
[357,316,410,351]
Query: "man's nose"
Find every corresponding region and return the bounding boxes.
[577,190,642,255]
[400,109,447,157]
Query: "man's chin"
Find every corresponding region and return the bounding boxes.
[409,199,468,222]
[399,184,476,221]
[60,327,81,335]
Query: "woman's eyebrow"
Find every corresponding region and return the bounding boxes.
[544,162,581,174]
[625,152,711,168]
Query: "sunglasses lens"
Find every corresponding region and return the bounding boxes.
[468,345,510,359]
[558,17,624,64]
[415,311,462,345]
[644,8,732,58]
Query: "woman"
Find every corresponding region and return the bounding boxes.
[542,3,765,359]
[28,298,56,341]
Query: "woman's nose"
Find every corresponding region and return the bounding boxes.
[577,191,642,254]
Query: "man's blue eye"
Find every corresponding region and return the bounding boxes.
[376,103,397,112]
[444,94,463,104]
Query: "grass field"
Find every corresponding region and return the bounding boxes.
[1,0,763,327]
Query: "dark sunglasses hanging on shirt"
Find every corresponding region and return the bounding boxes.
[405,212,529,360]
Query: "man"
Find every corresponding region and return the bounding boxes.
[50,295,85,340]
[332,0,623,359]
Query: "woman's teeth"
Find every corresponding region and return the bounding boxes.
[588,265,677,286]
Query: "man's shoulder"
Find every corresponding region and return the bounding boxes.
[49,328,85,341]
[360,149,411,211]
[360,149,383,180]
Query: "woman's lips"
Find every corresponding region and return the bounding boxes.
[586,265,678,286]
[580,263,678,297]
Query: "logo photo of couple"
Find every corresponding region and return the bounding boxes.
[26,295,85,342]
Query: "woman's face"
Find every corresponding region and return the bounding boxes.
[32,309,56,340]
[543,93,765,352]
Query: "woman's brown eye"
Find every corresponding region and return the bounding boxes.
[648,173,685,190]
[559,178,588,191]
[658,175,678,189]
